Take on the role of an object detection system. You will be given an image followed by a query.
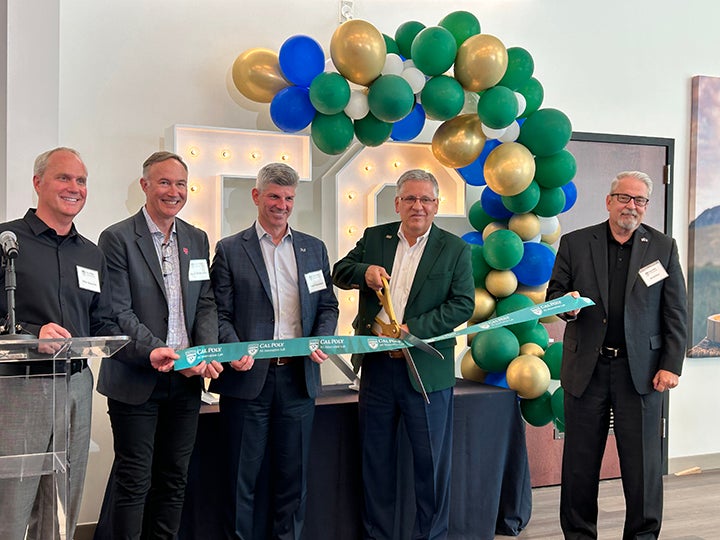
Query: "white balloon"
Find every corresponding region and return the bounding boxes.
[527,233,542,243]
[344,90,370,120]
[499,121,520,142]
[382,53,404,76]
[461,91,480,114]
[403,59,416,70]
[401,67,426,94]
[482,123,507,140]
[515,92,527,117]
[538,215,560,235]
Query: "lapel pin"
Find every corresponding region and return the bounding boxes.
[641,237,648,243]
[385,235,392,239]
[183,247,189,254]
[300,247,307,252]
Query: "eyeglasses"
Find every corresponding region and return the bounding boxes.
[610,193,649,207]
[398,195,438,206]
[161,242,173,276]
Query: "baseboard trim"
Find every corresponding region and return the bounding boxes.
[669,453,720,474]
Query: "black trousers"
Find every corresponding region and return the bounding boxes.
[561,355,663,540]
[94,372,201,540]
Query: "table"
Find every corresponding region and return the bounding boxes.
[180,379,531,539]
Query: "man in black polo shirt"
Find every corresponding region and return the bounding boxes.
[0,147,120,540]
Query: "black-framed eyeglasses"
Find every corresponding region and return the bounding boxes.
[610,193,649,207]
[398,195,438,206]
[161,242,173,276]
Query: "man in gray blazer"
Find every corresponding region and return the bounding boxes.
[209,162,338,540]
[94,151,222,540]
[547,171,687,539]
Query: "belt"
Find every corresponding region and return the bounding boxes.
[269,357,296,367]
[0,358,88,377]
[600,346,626,358]
[386,349,405,359]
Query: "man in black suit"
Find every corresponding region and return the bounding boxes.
[209,162,338,540]
[547,171,687,539]
[94,151,222,539]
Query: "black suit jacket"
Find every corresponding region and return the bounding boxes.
[96,210,218,405]
[546,221,687,397]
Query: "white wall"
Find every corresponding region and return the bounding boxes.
[4,0,720,522]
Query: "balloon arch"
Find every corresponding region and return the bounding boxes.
[232,11,578,430]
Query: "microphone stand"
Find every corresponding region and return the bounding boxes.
[1,253,33,340]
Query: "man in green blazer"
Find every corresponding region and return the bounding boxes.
[333,169,475,540]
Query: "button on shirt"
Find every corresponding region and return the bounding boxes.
[256,221,302,340]
[142,207,189,350]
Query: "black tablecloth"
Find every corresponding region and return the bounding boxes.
[180,379,531,539]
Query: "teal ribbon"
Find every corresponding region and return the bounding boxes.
[174,295,594,370]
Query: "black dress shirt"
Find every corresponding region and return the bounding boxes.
[604,223,634,350]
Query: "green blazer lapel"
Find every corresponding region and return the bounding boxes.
[406,224,443,309]
[382,224,400,273]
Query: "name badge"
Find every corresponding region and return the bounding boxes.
[77,266,101,292]
[304,269,327,294]
[638,260,668,287]
[188,259,210,281]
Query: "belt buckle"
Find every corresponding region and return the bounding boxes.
[276,357,287,366]
[603,346,619,358]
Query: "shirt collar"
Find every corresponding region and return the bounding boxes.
[397,224,431,245]
[142,206,176,239]
[255,220,292,243]
[24,208,79,240]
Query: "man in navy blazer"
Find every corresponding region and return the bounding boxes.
[547,171,687,539]
[94,151,222,540]
[209,162,338,540]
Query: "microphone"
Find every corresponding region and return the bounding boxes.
[0,230,19,259]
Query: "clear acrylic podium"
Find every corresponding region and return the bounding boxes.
[0,335,129,539]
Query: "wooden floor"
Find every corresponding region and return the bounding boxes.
[498,468,720,539]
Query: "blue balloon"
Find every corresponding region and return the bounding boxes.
[561,180,577,213]
[462,231,484,245]
[457,139,501,186]
[390,103,425,141]
[480,186,514,220]
[270,86,316,133]
[512,242,556,286]
[279,35,325,87]
[485,371,509,388]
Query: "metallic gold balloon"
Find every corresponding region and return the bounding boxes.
[432,114,486,168]
[485,270,518,298]
[484,142,536,196]
[482,221,507,241]
[506,354,551,399]
[467,332,477,346]
[455,34,508,92]
[509,213,541,241]
[541,222,562,245]
[516,284,548,304]
[460,349,487,382]
[470,288,495,323]
[520,342,545,358]
[232,48,289,103]
[330,20,386,86]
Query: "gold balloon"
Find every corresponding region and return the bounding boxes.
[467,332,477,346]
[541,222,562,245]
[484,142,536,196]
[520,342,545,358]
[460,349,487,382]
[455,34,508,92]
[485,270,517,298]
[509,213,541,241]
[432,114,486,168]
[482,221,507,241]
[506,354,551,399]
[330,20,386,86]
[516,284,548,305]
[471,288,495,323]
[231,48,289,103]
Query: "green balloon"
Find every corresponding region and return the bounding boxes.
[311,112,354,155]
[551,386,565,424]
[517,77,544,118]
[514,323,549,348]
[501,181,540,214]
[383,33,400,55]
[520,391,554,426]
[544,341,563,380]
[497,47,534,91]
[534,149,577,189]
[410,26,457,76]
[367,75,415,122]
[470,244,492,288]
[477,86,519,129]
[468,201,494,232]
[395,20,426,59]
[354,112,392,147]
[496,293,538,335]
[420,75,465,120]
[438,10,481,47]
[483,229,524,270]
[518,108,572,157]
[471,327,519,372]
[309,72,351,115]
[534,186,566,217]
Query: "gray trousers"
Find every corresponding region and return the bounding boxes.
[0,368,93,540]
